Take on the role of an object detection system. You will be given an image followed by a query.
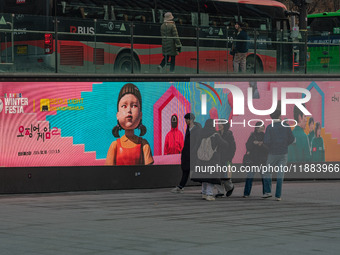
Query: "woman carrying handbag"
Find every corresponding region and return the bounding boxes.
[243,123,268,198]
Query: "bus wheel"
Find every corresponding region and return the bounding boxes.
[114,52,140,74]
[246,55,263,73]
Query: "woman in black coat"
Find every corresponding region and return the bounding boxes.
[243,122,268,197]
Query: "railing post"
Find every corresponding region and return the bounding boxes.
[196,26,200,74]
[54,16,59,73]
[130,22,134,74]
[94,19,97,73]
[280,29,283,74]
[327,31,330,74]
[11,14,14,64]
[253,29,257,74]
[226,28,229,73]
[305,30,308,74]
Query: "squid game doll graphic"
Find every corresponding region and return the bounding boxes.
[105,83,154,165]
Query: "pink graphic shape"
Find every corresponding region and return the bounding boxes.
[153,85,190,156]
[161,101,186,156]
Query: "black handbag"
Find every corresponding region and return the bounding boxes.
[242,152,252,165]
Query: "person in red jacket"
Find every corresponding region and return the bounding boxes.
[164,114,184,155]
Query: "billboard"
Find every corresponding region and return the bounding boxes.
[0,81,339,170]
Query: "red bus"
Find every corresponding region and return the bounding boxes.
[0,0,293,74]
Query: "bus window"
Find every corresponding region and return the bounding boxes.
[276,21,281,31]
[200,13,209,27]
[134,15,146,23]
[242,17,270,31]
[157,9,191,26]
[111,4,154,24]
[103,5,108,20]
[58,1,105,20]
[151,9,155,23]
[123,14,129,22]
[309,17,340,33]
[1,0,49,16]
[158,9,164,23]
[110,6,116,21]
[79,7,85,19]
[191,13,198,27]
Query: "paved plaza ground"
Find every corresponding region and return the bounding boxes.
[1,180,340,255]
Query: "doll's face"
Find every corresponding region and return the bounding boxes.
[117,94,142,130]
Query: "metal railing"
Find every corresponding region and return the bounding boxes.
[1,14,340,75]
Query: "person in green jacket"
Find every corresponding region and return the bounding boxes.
[307,117,315,150]
[311,122,325,162]
[288,105,312,163]
[158,12,182,73]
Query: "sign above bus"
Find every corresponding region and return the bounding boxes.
[16,0,26,4]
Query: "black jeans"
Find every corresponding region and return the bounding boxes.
[178,170,190,189]
[160,55,176,72]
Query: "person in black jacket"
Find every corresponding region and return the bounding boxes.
[171,113,201,193]
[215,122,237,198]
[243,122,268,197]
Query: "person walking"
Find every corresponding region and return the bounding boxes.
[243,123,268,198]
[263,104,295,201]
[215,122,236,198]
[171,113,201,193]
[158,12,182,73]
[193,119,229,201]
[232,22,248,73]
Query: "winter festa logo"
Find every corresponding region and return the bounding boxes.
[2,93,28,114]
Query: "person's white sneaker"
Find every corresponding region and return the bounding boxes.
[262,193,272,198]
[157,65,163,73]
[171,187,183,193]
[275,197,282,201]
[205,195,215,201]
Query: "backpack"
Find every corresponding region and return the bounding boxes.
[197,134,217,161]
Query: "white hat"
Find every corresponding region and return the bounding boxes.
[164,12,174,22]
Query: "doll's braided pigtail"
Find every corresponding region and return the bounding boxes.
[138,120,147,136]
[112,121,123,138]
